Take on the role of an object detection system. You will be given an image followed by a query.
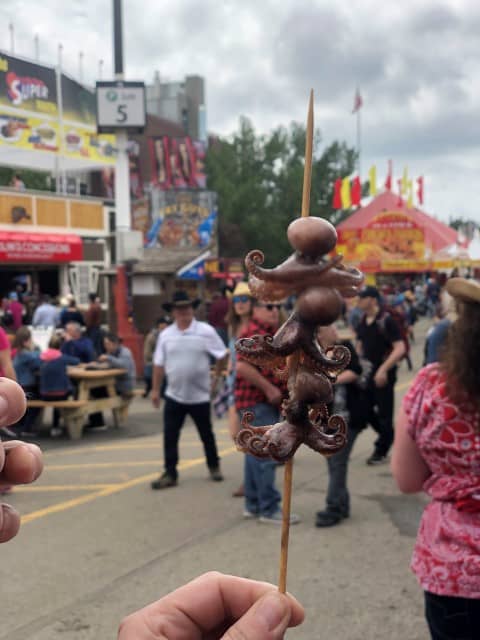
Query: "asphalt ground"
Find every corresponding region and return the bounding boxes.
[2,319,432,640]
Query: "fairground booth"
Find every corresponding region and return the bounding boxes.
[0,50,115,305]
[336,191,458,280]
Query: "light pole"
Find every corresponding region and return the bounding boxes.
[113,0,131,235]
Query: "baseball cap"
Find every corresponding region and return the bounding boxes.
[358,286,381,300]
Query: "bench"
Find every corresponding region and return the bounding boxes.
[26,393,139,440]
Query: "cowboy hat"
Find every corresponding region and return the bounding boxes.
[163,290,200,312]
[446,277,480,305]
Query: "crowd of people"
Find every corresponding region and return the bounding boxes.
[1,270,479,638]
[0,291,136,439]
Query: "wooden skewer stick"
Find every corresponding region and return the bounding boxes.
[278,89,315,594]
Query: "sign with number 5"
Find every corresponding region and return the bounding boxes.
[96,81,146,133]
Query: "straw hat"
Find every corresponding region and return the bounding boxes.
[232,281,252,297]
[446,278,480,305]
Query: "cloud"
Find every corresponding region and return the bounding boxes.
[0,0,479,221]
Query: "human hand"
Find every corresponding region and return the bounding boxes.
[98,354,109,362]
[374,367,388,388]
[118,571,304,640]
[266,385,283,407]
[1,441,43,542]
[0,377,43,543]
[151,390,161,409]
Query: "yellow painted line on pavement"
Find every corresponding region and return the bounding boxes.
[14,484,116,492]
[20,446,237,525]
[44,438,232,457]
[46,460,187,471]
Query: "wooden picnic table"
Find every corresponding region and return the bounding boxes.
[28,367,134,440]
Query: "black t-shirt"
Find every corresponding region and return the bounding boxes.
[356,312,401,371]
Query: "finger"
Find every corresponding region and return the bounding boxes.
[1,442,43,486]
[118,572,304,639]
[0,378,27,427]
[0,503,20,543]
[221,591,298,640]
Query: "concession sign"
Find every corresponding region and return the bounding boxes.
[0,231,83,262]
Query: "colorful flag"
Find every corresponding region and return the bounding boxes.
[341,177,352,209]
[384,159,392,190]
[351,176,362,206]
[401,166,409,194]
[368,165,377,196]
[332,178,342,209]
[397,179,403,206]
[407,180,413,208]
[352,88,363,113]
[416,176,424,205]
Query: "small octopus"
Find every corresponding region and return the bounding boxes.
[235,216,364,462]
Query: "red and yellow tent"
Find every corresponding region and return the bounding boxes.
[336,191,457,273]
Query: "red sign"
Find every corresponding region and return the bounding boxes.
[0,231,83,262]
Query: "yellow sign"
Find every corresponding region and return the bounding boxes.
[0,111,115,164]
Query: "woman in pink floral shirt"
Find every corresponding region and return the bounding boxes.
[392,277,480,639]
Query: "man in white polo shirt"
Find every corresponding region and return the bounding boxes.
[151,291,228,489]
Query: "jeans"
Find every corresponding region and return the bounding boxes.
[163,397,220,478]
[240,403,281,517]
[365,378,395,456]
[425,591,480,640]
[325,427,361,516]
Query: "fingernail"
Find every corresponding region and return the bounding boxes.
[255,593,288,631]
[27,450,39,482]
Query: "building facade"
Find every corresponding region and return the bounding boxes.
[146,72,206,142]
[0,187,111,306]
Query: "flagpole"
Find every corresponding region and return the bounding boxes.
[356,105,361,178]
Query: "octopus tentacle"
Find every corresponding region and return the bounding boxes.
[302,338,351,372]
[304,414,348,456]
[270,313,303,356]
[235,419,305,463]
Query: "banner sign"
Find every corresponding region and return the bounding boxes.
[337,211,426,273]
[142,190,217,249]
[0,52,57,116]
[0,50,115,166]
[149,136,206,189]
[0,110,115,163]
[0,231,83,262]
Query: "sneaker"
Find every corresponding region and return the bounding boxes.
[209,467,224,482]
[151,472,178,490]
[315,510,347,528]
[50,427,63,438]
[243,509,258,519]
[259,511,301,525]
[366,452,388,466]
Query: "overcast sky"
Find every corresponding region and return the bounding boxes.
[1,0,480,225]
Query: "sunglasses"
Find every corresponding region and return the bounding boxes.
[257,303,283,311]
[232,295,251,303]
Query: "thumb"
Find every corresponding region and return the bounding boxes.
[222,591,291,640]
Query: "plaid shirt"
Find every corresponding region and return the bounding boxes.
[234,318,287,410]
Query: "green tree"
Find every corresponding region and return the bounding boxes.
[207,118,357,264]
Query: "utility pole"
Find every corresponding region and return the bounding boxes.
[113,0,130,235]
[9,23,14,54]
